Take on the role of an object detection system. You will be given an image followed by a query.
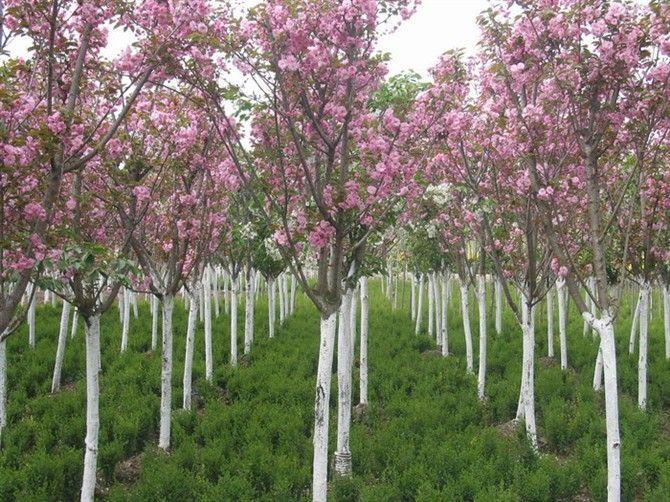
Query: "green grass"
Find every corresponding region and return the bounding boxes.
[0,281,669,501]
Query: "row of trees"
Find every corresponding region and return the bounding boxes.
[1,0,668,500]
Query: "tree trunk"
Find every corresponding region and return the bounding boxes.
[557,279,568,370]
[629,288,642,354]
[495,279,502,335]
[70,308,79,339]
[411,274,416,321]
[120,288,130,352]
[183,289,198,410]
[150,295,158,352]
[278,274,285,326]
[433,272,442,345]
[664,284,670,361]
[591,313,622,501]
[414,274,424,335]
[459,280,474,373]
[213,268,220,318]
[230,276,238,367]
[159,294,174,450]
[334,289,353,476]
[441,274,449,356]
[244,269,255,355]
[80,314,101,502]
[516,295,537,448]
[0,334,6,446]
[28,284,36,348]
[268,277,276,338]
[637,282,650,410]
[427,273,434,338]
[312,312,337,502]
[477,275,487,400]
[359,277,369,406]
[547,286,554,358]
[51,300,72,393]
[204,270,213,382]
[290,274,297,315]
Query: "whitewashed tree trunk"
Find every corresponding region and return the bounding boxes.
[547,286,554,358]
[359,277,369,406]
[433,272,442,345]
[223,271,230,315]
[583,277,596,337]
[183,289,198,410]
[441,274,449,356]
[637,282,651,410]
[278,274,286,326]
[131,291,138,319]
[51,300,72,393]
[427,273,435,339]
[213,268,220,318]
[494,279,502,335]
[312,312,337,502]
[230,276,238,367]
[159,294,174,450]
[410,274,416,321]
[557,279,568,370]
[120,288,130,352]
[349,285,357,364]
[334,289,353,476]
[629,288,642,354]
[590,313,621,501]
[117,289,123,323]
[28,284,36,349]
[150,295,158,352]
[203,270,213,382]
[477,275,487,400]
[268,277,276,339]
[70,308,78,339]
[80,314,101,502]
[198,280,204,323]
[516,294,537,448]
[0,334,6,445]
[414,274,424,335]
[459,280,474,373]
[244,269,255,355]
[664,284,670,360]
[290,274,297,315]
[282,273,289,320]
[593,344,604,391]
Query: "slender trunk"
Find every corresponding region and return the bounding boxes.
[0,334,6,445]
[283,273,289,320]
[230,276,238,367]
[290,274,297,315]
[459,281,474,373]
[131,291,138,319]
[495,279,502,335]
[664,284,670,360]
[414,274,424,335]
[557,279,568,370]
[592,313,622,501]
[349,285,357,364]
[223,272,230,315]
[637,282,650,411]
[268,277,276,339]
[70,307,78,339]
[150,295,158,352]
[204,270,213,382]
[359,277,369,406]
[244,269,254,355]
[312,312,337,502]
[80,314,101,502]
[51,300,72,393]
[411,275,416,321]
[278,274,285,326]
[433,272,442,345]
[477,275,487,400]
[28,284,36,348]
[213,268,220,318]
[120,288,130,352]
[183,289,198,410]
[334,290,353,476]
[441,274,449,356]
[159,294,174,450]
[427,273,435,338]
[628,289,642,354]
[547,286,554,358]
[515,293,537,448]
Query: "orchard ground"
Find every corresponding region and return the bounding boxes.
[1,281,668,501]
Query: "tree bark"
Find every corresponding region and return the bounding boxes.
[204,270,213,381]
[120,288,130,352]
[183,289,198,410]
[51,300,71,393]
[557,279,568,370]
[441,274,449,356]
[414,274,424,335]
[312,312,337,502]
[230,276,238,367]
[80,314,101,502]
[629,288,642,354]
[477,275,487,400]
[359,277,369,406]
[547,285,554,358]
[268,277,276,338]
[334,289,353,476]
[495,279,502,335]
[637,282,650,410]
[159,294,174,450]
[459,280,474,373]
